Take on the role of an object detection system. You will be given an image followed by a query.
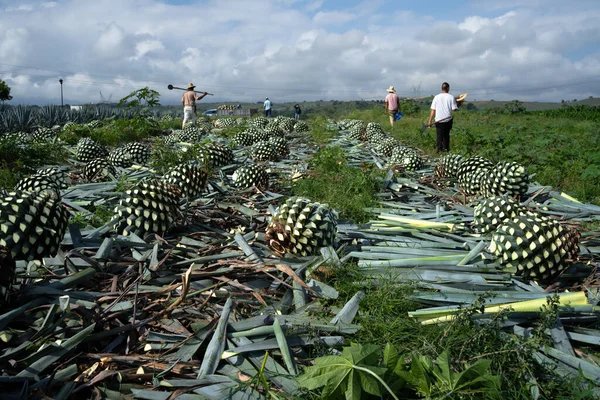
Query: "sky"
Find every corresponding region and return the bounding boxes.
[0,0,599,105]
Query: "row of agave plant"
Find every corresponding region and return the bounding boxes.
[0,105,181,133]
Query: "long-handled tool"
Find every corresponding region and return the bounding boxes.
[167,84,214,96]
[421,93,468,133]
[422,116,453,133]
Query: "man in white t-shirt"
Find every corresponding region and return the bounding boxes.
[264,97,272,117]
[428,82,457,152]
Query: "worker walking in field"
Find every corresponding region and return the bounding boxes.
[428,82,457,152]
[182,83,208,128]
[294,104,301,119]
[264,97,272,117]
[384,86,400,128]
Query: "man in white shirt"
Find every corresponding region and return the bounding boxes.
[264,97,272,117]
[428,82,457,152]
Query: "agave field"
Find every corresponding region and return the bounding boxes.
[0,107,599,400]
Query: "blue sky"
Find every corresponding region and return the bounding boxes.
[0,0,599,104]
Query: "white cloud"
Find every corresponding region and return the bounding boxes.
[306,0,324,12]
[0,0,598,105]
[459,11,516,33]
[130,39,165,60]
[313,10,355,25]
[94,23,126,55]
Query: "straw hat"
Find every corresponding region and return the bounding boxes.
[386,86,396,93]
[187,83,196,89]
[456,93,468,102]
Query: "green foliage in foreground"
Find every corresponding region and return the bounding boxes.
[149,139,213,174]
[292,146,382,223]
[342,106,600,204]
[306,264,598,399]
[307,116,338,145]
[299,343,501,400]
[0,136,68,189]
[60,117,165,146]
[70,204,113,229]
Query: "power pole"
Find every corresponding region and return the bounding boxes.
[59,79,64,106]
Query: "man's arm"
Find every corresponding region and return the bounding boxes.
[428,109,435,126]
[196,92,208,101]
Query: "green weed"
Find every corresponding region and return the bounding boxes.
[341,107,600,204]
[149,139,208,174]
[0,137,68,189]
[292,146,382,223]
[306,116,337,145]
[318,263,591,398]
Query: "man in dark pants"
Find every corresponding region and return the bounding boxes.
[428,82,457,152]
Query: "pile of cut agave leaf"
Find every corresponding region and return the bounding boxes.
[330,122,600,394]
[0,120,599,399]
[0,130,363,399]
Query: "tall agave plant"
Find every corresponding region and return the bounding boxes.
[36,105,69,128]
[11,106,36,132]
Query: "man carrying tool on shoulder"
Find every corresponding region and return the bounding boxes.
[428,82,458,152]
[182,83,208,128]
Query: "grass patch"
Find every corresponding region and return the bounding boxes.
[71,204,113,229]
[320,263,594,399]
[306,116,337,145]
[292,146,382,223]
[216,125,246,139]
[60,118,164,147]
[0,137,69,190]
[341,107,600,204]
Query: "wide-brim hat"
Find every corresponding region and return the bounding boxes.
[386,86,396,93]
[188,83,196,89]
[456,93,468,102]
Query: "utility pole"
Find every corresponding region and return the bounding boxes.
[59,79,64,106]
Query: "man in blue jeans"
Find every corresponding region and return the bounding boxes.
[264,97,272,117]
[294,104,301,119]
[428,82,457,152]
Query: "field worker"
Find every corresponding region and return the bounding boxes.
[264,97,272,117]
[428,82,457,152]
[294,104,301,119]
[384,86,400,128]
[182,83,208,128]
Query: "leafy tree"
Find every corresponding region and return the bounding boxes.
[116,87,161,133]
[400,98,420,115]
[504,100,526,114]
[0,80,13,102]
[118,87,160,109]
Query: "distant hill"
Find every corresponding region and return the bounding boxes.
[161,97,600,117]
[467,97,600,111]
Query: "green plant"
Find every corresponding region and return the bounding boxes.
[503,100,526,115]
[298,342,398,400]
[400,98,421,115]
[307,116,336,144]
[292,146,382,223]
[149,139,209,174]
[298,342,501,400]
[0,165,19,190]
[118,87,161,109]
[89,119,161,146]
[0,80,12,102]
[398,351,501,399]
